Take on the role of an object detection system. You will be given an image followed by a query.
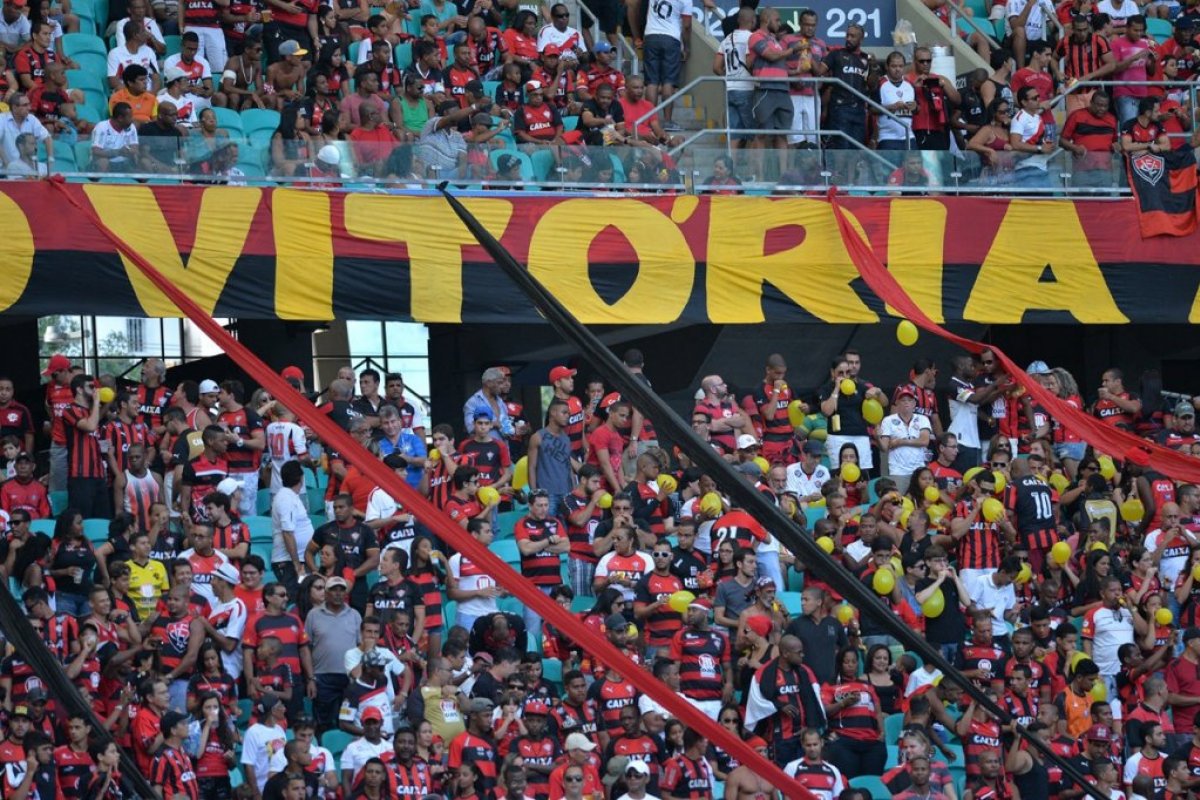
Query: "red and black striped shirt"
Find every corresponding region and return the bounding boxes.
[963,718,1003,778]
[634,572,684,647]
[820,680,882,741]
[588,676,639,732]
[243,610,308,678]
[106,419,154,474]
[213,521,248,561]
[561,395,587,459]
[448,732,498,795]
[668,627,730,701]
[1056,33,1110,79]
[952,500,1003,570]
[562,488,603,564]
[217,407,264,472]
[150,745,198,800]
[514,735,560,798]
[515,515,564,585]
[63,403,104,479]
[137,384,173,431]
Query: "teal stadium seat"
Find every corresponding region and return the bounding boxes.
[848,776,890,800]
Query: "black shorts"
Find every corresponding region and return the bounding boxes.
[752,89,793,131]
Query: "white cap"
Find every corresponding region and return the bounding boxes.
[625,760,650,776]
[199,379,220,394]
[163,65,187,83]
[317,144,341,165]
[565,733,596,751]
[216,477,241,496]
[213,562,240,585]
[736,434,759,450]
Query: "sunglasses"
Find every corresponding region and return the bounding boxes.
[916,58,932,63]
[564,776,584,783]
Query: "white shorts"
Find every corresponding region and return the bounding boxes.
[684,697,722,721]
[187,25,227,73]
[788,93,820,145]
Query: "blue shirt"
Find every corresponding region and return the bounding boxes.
[379,431,427,488]
[463,390,512,441]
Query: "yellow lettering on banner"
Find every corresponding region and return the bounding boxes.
[964,201,1128,324]
[527,199,693,324]
[886,200,946,323]
[345,196,514,323]
[83,185,261,317]
[274,190,334,320]
[706,198,876,323]
[0,191,34,312]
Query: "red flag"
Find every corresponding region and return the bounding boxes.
[1126,148,1200,237]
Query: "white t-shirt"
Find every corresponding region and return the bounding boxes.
[269,743,336,778]
[241,722,287,791]
[449,552,499,619]
[340,737,392,782]
[266,421,306,495]
[271,486,314,563]
[107,43,161,81]
[155,89,206,124]
[643,0,690,40]
[344,646,406,683]
[1006,0,1051,39]
[877,79,915,142]
[967,575,1016,637]
[536,24,586,60]
[90,119,139,166]
[207,596,247,678]
[1010,109,1051,170]
[1096,0,1139,21]
[0,14,30,50]
[718,29,753,92]
[948,376,981,449]
[1144,526,1193,587]
[594,551,654,602]
[0,112,49,164]
[363,486,417,556]
[877,413,933,477]
[116,16,164,48]
[783,759,845,798]
[784,462,829,499]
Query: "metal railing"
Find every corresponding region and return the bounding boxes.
[944,0,1002,50]
[574,0,640,75]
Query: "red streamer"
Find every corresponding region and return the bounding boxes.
[826,190,1200,486]
[49,181,816,800]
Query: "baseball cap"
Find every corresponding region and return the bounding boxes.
[1026,360,1051,375]
[363,650,389,668]
[279,39,308,56]
[10,705,29,718]
[746,736,768,750]
[326,576,349,590]
[13,453,31,463]
[468,697,495,714]
[217,477,241,496]
[7,0,28,8]
[605,613,628,631]
[593,41,613,53]
[317,144,341,166]
[736,461,762,476]
[549,366,577,382]
[565,732,597,751]
[473,409,493,421]
[496,153,521,172]
[625,760,650,776]
[1184,627,1200,644]
[1176,401,1196,418]
[213,562,240,585]
[525,79,543,92]
[360,706,384,723]
[199,379,220,394]
[599,392,622,410]
[1084,724,1113,742]
[281,366,304,381]
[754,576,775,590]
[523,699,550,715]
[688,597,713,612]
[257,692,283,717]
[895,386,917,400]
[736,434,759,450]
[25,687,46,703]
[803,440,825,455]
[541,43,561,56]
[160,710,190,734]
[163,65,187,83]
[42,354,70,376]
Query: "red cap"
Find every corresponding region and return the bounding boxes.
[599,392,623,410]
[9,0,28,8]
[541,43,561,56]
[42,354,70,376]
[745,737,768,750]
[689,597,713,612]
[895,387,917,400]
[523,699,550,715]
[1084,724,1113,742]
[549,366,577,382]
[745,615,772,638]
[281,365,304,381]
[360,706,384,722]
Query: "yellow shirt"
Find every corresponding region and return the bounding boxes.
[126,558,169,619]
[421,684,465,742]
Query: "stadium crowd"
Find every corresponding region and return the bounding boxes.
[0,347,1197,800]
[0,0,1194,184]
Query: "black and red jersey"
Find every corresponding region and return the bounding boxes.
[150,745,198,800]
[788,760,843,799]
[963,718,1003,779]
[951,500,1003,570]
[150,614,194,672]
[552,699,601,748]
[1003,690,1038,729]
[44,612,78,663]
[213,521,248,560]
[1094,390,1138,429]
[668,628,730,701]
[751,381,792,445]
[458,437,511,486]
[467,27,502,74]
[562,488,602,564]
[661,754,712,800]
[137,384,173,431]
[515,515,564,585]
[243,611,308,678]
[957,641,1006,690]
[182,0,221,26]
[633,572,683,647]
[515,102,562,141]
[389,759,432,798]
[106,419,154,474]
[748,658,820,745]
[217,407,264,472]
[54,744,93,799]
[427,455,455,509]
[625,480,670,537]
[513,735,560,799]
[181,454,228,524]
[821,680,882,741]
[13,44,55,86]
[447,64,479,107]
[559,395,586,459]
[63,403,105,479]
[448,732,497,794]
[0,400,34,443]
[587,676,638,732]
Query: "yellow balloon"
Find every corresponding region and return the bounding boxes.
[1069,651,1089,671]
[788,400,806,428]
[899,509,912,529]
[1050,541,1071,565]
[97,386,115,404]
[808,428,828,442]
[872,568,896,595]
[667,590,695,614]
[841,463,861,484]
[902,496,915,514]
[962,466,984,485]
[598,492,613,509]
[982,498,1004,523]
[923,485,940,503]
[513,456,529,490]
[1098,456,1116,480]
[1120,498,1145,523]
[862,398,884,425]
[816,536,835,554]
[658,474,677,494]
[1015,563,1032,584]
[429,448,442,461]
[1157,608,1174,626]
[896,319,919,346]
[627,623,638,637]
[835,604,855,625]
[700,492,723,516]
[839,378,856,396]
[753,457,771,476]
[921,588,945,618]
[1192,562,1200,582]
[891,556,904,574]
[477,486,500,506]
[993,471,1006,493]
[1090,682,1107,702]
[1090,541,1108,552]
[809,497,826,507]
[928,503,949,524]
[1049,473,1070,493]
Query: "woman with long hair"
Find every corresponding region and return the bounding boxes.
[1069,548,1114,617]
[864,644,904,716]
[708,706,743,779]
[270,102,313,176]
[84,740,124,799]
[187,641,238,717]
[906,466,937,511]
[93,512,136,587]
[838,443,866,507]
[821,646,886,776]
[49,508,97,616]
[967,98,1015,179]
[408,535,447,658]
[185,691,240,800]
[296,572,327,622]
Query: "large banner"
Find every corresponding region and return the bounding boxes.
[4,183,1199,324]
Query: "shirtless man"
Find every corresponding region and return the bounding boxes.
[724,737,780,800]
[220,39,266,110]
[264,39,307,110]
